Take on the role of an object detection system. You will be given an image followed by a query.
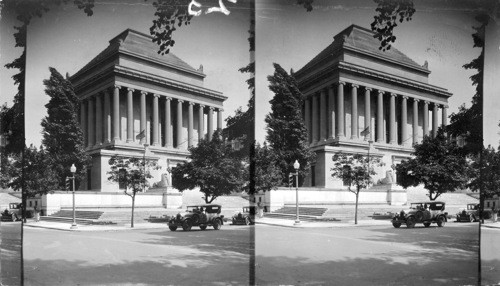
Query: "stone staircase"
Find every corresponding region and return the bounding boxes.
[266,207,336,221]
[41,210,111,225]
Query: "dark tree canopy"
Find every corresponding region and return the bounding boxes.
[171,131,246,203]
[469,146,500,199]
[396,130,469,200]
[254,142,282,193]
[265,63,315,186]
[41,67,90,190]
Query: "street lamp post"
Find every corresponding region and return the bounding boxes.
[293,160,300,225]
[70,164,77,229]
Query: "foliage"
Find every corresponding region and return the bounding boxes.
[447,14,488,156]
[395,130,469,200]
[171,131,246,203]
[331,152,382,224]
[370,0,415,51]
[8,145,59,197]
[223,95,254,159]
[107,155,160,227]
[469,146,500,199]
[296,0,415,51]
[254,142,282,193]
[41,67,90,190]
[265,63,315,186]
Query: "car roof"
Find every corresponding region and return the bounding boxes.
[410,201,445,204]
[186,204,222,207]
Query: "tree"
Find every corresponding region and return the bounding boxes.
[254,142,282,193]
[8,145,59,198]
[265,63,315,186]
[469,146,500,200]
[171,131,246,203]
[331,153,382,224]
[107,155,160,228]
[396,130,469,201]
[41,67,90,190]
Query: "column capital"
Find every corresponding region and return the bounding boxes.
[140,90,148,96]
[424,101,430,105]
[402,95,409,100]
[338,81,346,86]
[199,104,205,108]
[413,98,420,103]
[209,106,215,111]
[188,101,195,106]
[127,87,135,93]
[153,94,160,98]
[351,83,359,89]
[178,99,185,103]
[113,84,121,90]
[218,108,224,112]
[390,92,397,98]
[365,87,372,92]
[165,96,172,101]
[442,104,449,109]
[377,90,385,95]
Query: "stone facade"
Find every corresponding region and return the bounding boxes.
[295,25,451,192]
[70,29,226,192]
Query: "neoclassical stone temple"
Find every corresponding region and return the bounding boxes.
[294,25,451,192]
[70,29,226,192]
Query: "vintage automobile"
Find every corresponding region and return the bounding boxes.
[1,203,22,222]
[391,201,448,228]
[232,206,256,225]
[168,204,224,231]
[456,203,479,222]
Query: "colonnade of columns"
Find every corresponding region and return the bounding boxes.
[79,85,223,149]
[304,81,448,146]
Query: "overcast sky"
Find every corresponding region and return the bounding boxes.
[255,0,499,147]
[1,0,252,147]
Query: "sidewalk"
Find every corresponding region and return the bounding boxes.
[23,220,168,232]
[255,217,390,228]
[481,221,500,229]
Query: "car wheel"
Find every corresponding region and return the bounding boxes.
[245,217,251,225]
[192,214,200,224]
[200,225,207,230]
[168,225,177,231]
[392,222,401,228]
[406,217,416,228]
[182,219,192,231]
[437,216,445,227]
[423,222,431,227]
[213,218,222,230]
[415,211,424,221]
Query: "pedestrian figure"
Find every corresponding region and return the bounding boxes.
[34,206,40,222]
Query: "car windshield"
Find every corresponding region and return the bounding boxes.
[429,203,444,211]
[186,206,200,212]
[410,203,425,210]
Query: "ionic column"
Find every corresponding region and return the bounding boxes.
[432,103,438,138]
[337,82,345,138]
[442,105,448,127]
[80,101,87,146]
[198,104,205,143]
[319,89,327,141]
[95,92,103,146]
[152,94,159,146]
[207,107,214,140]
[351,84,359,140]
[364,88,371,141]
[328,85,335,140]
[401,96,408,146]
[377,91,384,143]
[423,101,429,137]
[126,88,134,143]
[312,92,319,143]
[304,97,311,143]
[164,97,173,148]
[87,96,95,147]
[140,91,147,144]
[188,102,194,147]
[112,85,120,142]
[389,93,396,145]
[177,99,184,148]
[104,89,111,143]
[412,99,419,145]
[217,108,223,131]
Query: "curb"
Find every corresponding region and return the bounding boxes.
[23,223,168,232]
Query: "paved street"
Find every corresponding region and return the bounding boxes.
[24,224,253,285]
[0,221,22,286]
[256,222,479,285]
[481,226,500,285]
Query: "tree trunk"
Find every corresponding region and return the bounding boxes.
[354,191,359,225]
[131,193,136,228]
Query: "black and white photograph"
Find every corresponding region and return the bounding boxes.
[1,0,500,285]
